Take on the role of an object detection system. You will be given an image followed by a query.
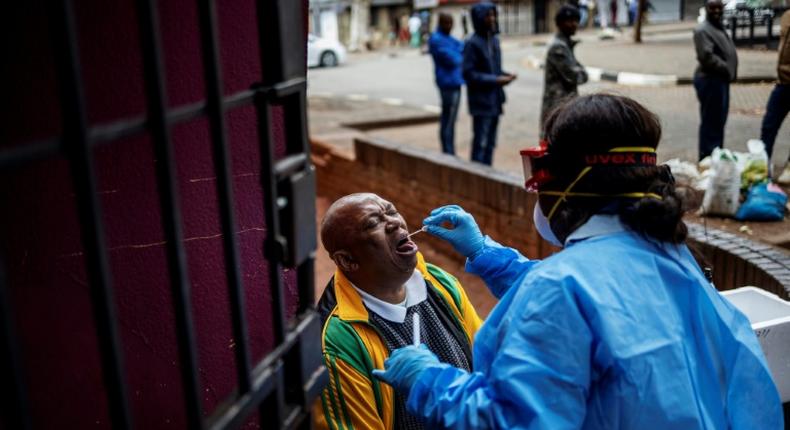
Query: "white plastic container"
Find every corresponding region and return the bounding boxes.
[721,286,790,403]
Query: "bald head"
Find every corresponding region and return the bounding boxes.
[320,193,380,255]
[320,193,417,291]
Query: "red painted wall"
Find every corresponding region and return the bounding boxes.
[1,0,305,428]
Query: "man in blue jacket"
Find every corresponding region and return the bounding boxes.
[463,3,516,165]
[429,13,465,155]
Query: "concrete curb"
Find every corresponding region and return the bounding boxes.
[687,222,790,299]
[524,55,776,87]
[309,93,440,131]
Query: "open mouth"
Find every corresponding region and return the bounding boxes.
[395,235,418,255]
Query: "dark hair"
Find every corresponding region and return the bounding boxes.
[555,5,581,25]
[540,94,687,244]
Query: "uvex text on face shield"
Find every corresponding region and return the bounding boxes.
[519,145,662,219]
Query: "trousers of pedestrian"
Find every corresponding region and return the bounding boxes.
[471,115,499,165]
[439,88,461,155]
[694,76,730,161]
[579,6,589,28]
[760,83,790,160]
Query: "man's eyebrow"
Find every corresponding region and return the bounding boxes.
[358,209,381,224]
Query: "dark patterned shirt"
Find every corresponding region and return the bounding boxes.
[367,283,472,430]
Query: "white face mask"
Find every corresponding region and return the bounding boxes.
[533,202,563,248]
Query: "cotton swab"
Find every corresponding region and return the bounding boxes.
[407,226,427,239]
[412,313,420,346]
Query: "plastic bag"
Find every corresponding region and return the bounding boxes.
[664,158,704,190]
[735,182,787,221]
[701,148,742,216]
[740,139,769,189]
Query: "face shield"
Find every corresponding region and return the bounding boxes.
[520,143,664,220]
[520,140,554,193]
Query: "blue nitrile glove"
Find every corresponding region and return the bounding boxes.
[372,344,443,395]
[423,205,485,259]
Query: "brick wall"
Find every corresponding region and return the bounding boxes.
[312,137,559,267]
[688,225,790,300]
[312,136,790,301]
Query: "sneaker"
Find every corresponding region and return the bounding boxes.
[777,164,790,185]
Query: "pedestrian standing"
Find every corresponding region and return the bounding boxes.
[541,6,588,130]
[579,0,590,28]
[461,10,469,37]
[429,14,465,155]
[409,13,422,48]
[610,0,618,28]
[762,11,790,182]
[463,3,516,165]
[693,0,738,161]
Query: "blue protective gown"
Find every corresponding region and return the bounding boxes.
[406,215,783,429]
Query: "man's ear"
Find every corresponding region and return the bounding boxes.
[332,250,358,272]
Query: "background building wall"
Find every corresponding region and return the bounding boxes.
[0,0,304,427]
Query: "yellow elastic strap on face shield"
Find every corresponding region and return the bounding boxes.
[540,146,662,220]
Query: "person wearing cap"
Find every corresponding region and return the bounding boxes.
[541,5,588,130]
[372,94,782,429]
[693,0,738,161]
[314,193,482,430]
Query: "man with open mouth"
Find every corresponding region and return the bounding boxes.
[314,193,482,430]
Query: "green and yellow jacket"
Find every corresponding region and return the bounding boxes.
[314,253,482,430]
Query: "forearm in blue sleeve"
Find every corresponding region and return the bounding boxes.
[465,237,540,298]
[405,281,591,430]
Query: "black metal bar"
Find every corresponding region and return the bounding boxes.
[0,139,61,170]
[253,98,287,345]
[207,359,284,430]
[749,9,755,45]
[255,78,306,101]
[89,117,147,145]
[207,330,298,429]
[274,154,308,178]
[169,100,208,125]
[295,261,315,323]
[0,259,31,430]
[224,89,256,111]
[48,1,133,428]
[135,0,204,428]
[196,0,253,394]
[254,0,287,348]
[730,16,737,42]
[5,88,255,171]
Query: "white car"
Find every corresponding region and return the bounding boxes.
[307,34,347,68]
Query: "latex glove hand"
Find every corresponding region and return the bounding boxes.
[423,205,485,259]
[372,344,441,395]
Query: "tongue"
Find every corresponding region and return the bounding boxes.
[396,240,416,253]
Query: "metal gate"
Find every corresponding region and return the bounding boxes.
[0,0,327,428]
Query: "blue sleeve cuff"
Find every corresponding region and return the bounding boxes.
[465,236,514,274]
[465,236,537,299]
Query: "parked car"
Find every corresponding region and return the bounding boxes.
[307,34,347,68]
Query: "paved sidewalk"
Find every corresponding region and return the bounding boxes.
[521,21,778,83]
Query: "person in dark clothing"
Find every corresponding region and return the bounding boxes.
[693,0,738,161]
[762,10,790,182]
[461,10,469,36]
[541,5,588,130]
[429,14,465,155]
[463,2,516,165]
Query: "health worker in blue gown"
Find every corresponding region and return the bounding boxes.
[372,94,783,429]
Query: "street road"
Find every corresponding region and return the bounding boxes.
[307,39,786,174]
